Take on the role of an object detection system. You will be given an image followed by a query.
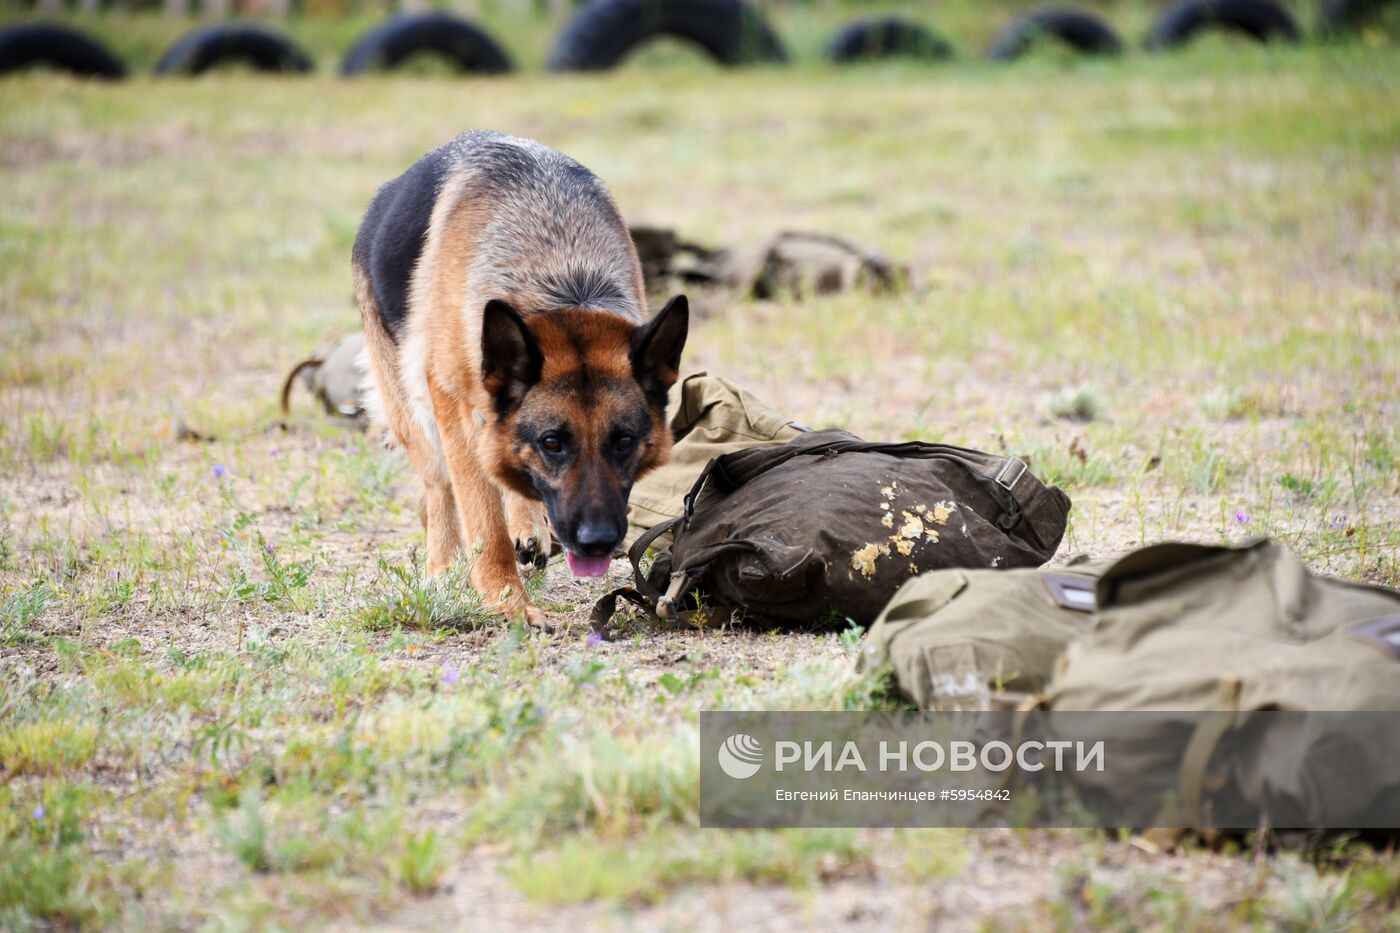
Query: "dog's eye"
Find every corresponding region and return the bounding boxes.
[615,434,636,453]
[540,433,563,454]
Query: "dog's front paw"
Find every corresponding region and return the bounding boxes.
[503,598,551,632]
[515,535,549,571]
[504,493,550,570]
[482,577,552,632]
[519,601,551,632]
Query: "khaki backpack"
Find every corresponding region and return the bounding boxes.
[625,372,807,547]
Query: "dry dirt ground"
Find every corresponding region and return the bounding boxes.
[2,23,1399,932]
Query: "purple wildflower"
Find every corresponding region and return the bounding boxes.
[586,631,606,647]
[265,542,277,555]
[1234,512,1250,525]
[212,464,227,480]
[441,665,460,687]
[33,804,44,822]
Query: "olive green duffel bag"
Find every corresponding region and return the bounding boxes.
[857,557,1110,710]
[1046,539,1400,829]
[1046,539,1400,711]
[860,539,1400,829]
[861,538,1400,711]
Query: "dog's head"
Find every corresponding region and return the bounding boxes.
[479,295,689,576]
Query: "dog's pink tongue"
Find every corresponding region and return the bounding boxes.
[566,551,612,578]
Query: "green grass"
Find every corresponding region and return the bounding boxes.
[0,584,50,645]
[510,827,871,905]
[0,719,98,775]
[1,8,1398,928]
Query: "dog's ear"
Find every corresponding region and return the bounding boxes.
[481,299,543,417]
[630,295,689,408]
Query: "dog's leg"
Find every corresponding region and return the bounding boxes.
[422,481,464,577]
[430,384,547,630]
[356,266,467,581]
[503,490,550,570]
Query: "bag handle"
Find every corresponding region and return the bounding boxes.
[591,509,757,637]
[588,517,688,640]
[279,356,324,415]
[627,517,682,604]
[591,516,740,640]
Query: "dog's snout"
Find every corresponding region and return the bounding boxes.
[574,518,622,556]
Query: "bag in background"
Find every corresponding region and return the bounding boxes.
[858,538,1400,831]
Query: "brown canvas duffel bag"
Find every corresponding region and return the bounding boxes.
[594,428,1071,633]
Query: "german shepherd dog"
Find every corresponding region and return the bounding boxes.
[353,131,688,627]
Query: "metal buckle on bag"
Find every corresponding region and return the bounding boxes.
[995,458,1028,491]
[657,572,691,621]
[1042,573,1097,613]
[1350,615,1400,661]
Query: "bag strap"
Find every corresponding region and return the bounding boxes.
[588,586,650,638]
[687,434,1036,535]
[627,517,682,604]
[591,511,755,638]
[682,457,727,522]
[1177,676,1244,830]
[279,356,324,415]
[588,517,686,640]
[589,585,738,641]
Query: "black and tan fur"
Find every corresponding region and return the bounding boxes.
[353,131,688,627]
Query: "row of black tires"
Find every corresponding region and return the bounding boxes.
[0,0,1394,80]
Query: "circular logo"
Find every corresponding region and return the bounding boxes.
[717,733,764,779]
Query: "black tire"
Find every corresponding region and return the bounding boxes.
[0,23,125,79]
[825,16,954,63]
[546,0,788,72]
[155,24,314,76]
[1320,0,1399,33]
[985,8,1123,61]
[340,13,513,76]
[1144,0,1300,50]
